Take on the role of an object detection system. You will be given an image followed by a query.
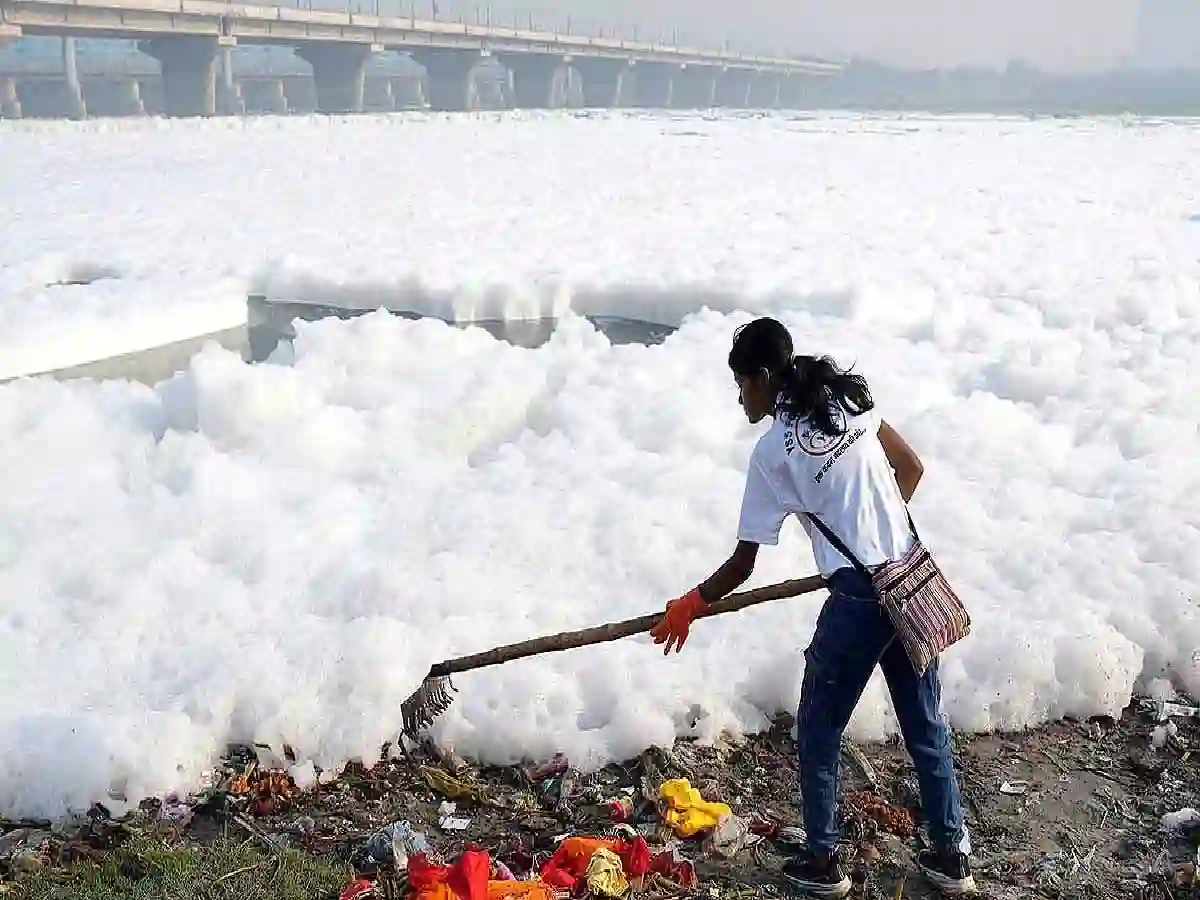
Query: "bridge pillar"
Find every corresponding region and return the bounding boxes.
[498,54,564,109]
[138,77,164,115]
[715,69,754,108]
[749,73,781,109]
[295,42,376,114]
[56,37,87,119]
[241,78,289,115]
[363,76,395,112]
[391,75,424,109]
[0,77,20,119]
[410,49,479,112]
[17,78,86,118]
[80,77,145,117]
[779,75,817,110]
[139,36,224,117]
[473,70,508,109]
[218,45,243,115]
[632,63,678,108]
[283,76,317,113]
[673,65,718,109]
[0,9,21,119]
[574,57,629,108]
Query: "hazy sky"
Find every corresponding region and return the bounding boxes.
[786,0,1141,71]
[461,0,1186,73]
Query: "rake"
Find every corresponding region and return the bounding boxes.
[399,573,827,740]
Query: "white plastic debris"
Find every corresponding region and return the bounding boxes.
[1000,780,1030,795]
[706,814,761,858]
[438,801,472,831]
[289,761,319,791]
[1151,722,1179,749]
[1159,808,1200,833]
[1147,678,1178,703]
[159,796,192,821]
[1155,701,1200,722]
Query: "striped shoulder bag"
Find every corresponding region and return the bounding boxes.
[805,509,971,677]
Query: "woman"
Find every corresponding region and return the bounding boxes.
[649,317,976,898]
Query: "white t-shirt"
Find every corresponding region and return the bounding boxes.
[736,404,915,576]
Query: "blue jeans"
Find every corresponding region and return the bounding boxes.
[797,567,969,857]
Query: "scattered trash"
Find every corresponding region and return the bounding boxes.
[706,813,761,858]
[525,754,569,784]
[648,847,698,887]
[843,792,916,838]
[293,816,317,837]
[157,795,192,822]
[0,828,52,862]
[438,802,472,832]
[492,860,516,881]
[658,778,732,837]
[9,848,47,874]
[1151,721,1180,749]
[421,765,489,804]
[1,689,1195,899]
[541,835,650,892]
[339,876,378,900]
[351,820,428,874]
[556,769,580,814]
[230,769,295,801]
[607,796,634,822]
[424,740,470,776]
[585,847,629,897]
[778,825,808,846]
[409,849,557,900]
[1154,701,1200,722]
[841,740,879,791]
[1160,808,1200,834]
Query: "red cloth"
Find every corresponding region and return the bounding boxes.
[339,877,377,900]
[410,851,553,900]
[539,836,650,892]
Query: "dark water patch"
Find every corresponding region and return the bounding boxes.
[45,264,123,288]
[246,295,675,362]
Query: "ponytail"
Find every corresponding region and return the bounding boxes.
[776,354,874,435]
[728,317,874,436]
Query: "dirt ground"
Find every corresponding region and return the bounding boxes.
[3,694,1199,900]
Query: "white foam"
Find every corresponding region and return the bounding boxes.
[5,112,1199,372]
[0,112,1197,820]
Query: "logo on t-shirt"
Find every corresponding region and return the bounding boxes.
[784,406,849,457]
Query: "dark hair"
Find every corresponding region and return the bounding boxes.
[728,317,875,436]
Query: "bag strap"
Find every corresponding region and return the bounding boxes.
[805,504,920,577]
[804,512,870,576]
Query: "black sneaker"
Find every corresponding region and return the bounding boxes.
[918,847,978,895]
[781,850,852,899]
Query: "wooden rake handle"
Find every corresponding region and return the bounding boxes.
[428,573,827,678]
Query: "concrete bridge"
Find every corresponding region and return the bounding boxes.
[0,0,840,118]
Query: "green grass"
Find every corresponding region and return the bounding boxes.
[6,831,351,900]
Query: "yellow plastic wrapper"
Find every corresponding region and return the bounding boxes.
[420,765,490,803]
[585,848,629,897]
[658,778,732,837]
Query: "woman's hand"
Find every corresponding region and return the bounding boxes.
[651,543,759,655]
[649,588,707,655]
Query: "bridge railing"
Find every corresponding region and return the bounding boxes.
[0,0,844,74]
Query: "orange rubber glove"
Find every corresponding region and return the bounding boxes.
[649,588,707,655]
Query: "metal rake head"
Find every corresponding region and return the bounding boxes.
[401,673,456,739]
